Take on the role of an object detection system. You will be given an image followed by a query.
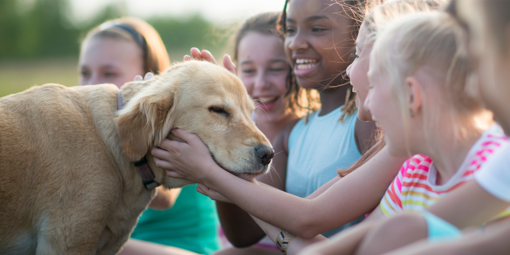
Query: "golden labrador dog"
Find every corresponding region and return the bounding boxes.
[0,60,274,254]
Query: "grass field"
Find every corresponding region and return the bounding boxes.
[0,50,224,98]
[0,58,79,98]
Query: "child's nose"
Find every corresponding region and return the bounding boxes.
[254,71,270,90]
[346,64,353,78]
[288,32,309,52]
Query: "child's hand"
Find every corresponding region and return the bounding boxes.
[196,183,232,203]
[133,72,154,81]
[151,129,219,183]
[183,47,237,74]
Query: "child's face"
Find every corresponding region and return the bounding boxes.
[79,37,144,88]
[457,0,510,133]
[347,23,373,122]
[366,70,407,157]
[237,32,291,123]
[284,0,354,90]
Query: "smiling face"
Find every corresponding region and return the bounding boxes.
[237,32,291,123]
[347,23,372,121]
[456,0,510,134]
[365,68,408,156]
[284,0,354,89]
[79,37,144,88]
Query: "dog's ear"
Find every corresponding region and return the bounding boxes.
[116,81,177,162]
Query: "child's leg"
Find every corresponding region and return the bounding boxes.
[357,212,463,255]
[356,213,428,255]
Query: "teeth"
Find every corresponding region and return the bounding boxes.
[256,97,278,103]
[297,64,315,70]
[295,59,317,64]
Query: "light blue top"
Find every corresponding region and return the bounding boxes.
[286,107,363,237]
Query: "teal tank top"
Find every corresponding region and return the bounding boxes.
[130,185,220,255]
[286,107,364,236]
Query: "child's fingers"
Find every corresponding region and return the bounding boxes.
[223,54,237,74]
[190,47,202,60]
[171,129,199,145]
[166,170,184,179]
[153,156,174,170]
[144,72,154,81]
[183,55,192,61]
[201,50,219,65]
[133,75,143,81]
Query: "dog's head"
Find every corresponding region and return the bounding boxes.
[116,61,274,182]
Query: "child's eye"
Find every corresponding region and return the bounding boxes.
[242,69,255,74]
[105,72,118,78]
[312,27,327,32]
[270,68,285,72]
[80,71,90,78]
[286,27,295,34]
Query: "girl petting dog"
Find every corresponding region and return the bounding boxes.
[319,1,510,254]
[302,10,508,255]
[151,0,447,254]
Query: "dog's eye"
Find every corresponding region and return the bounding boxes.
[209,106,230,118]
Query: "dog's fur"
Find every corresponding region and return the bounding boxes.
[0,61,273,254]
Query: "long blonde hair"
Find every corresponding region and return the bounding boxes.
[338,0,447,177]
[371,12,491,155]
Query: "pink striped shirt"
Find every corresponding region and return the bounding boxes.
[380,125,508,216]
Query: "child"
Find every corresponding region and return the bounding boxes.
[345,1,510,254]
[215,12,303,254]
[152,1,444,253]
[79,17,220,255]
[301,11,508,255]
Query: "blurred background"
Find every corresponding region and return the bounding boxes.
[0,0,283,97]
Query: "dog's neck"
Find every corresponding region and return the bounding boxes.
[117,86,160,190]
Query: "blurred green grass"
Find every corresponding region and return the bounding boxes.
[0,51,225,98]
[0,58,78,97]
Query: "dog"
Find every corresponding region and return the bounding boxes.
[0,60,274,254]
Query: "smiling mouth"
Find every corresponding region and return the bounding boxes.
[295,59,318,70]
[255,96,279,105]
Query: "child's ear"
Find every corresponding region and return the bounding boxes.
[405,76,422,117]
[116,85,176,162]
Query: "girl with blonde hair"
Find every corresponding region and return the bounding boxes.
[302,11,509,255]
[151,1,447,254]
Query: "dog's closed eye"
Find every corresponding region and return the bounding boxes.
[208,106,230,118]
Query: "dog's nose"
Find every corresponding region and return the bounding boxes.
[255,145,274,166]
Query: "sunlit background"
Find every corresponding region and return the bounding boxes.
[0,0,285,97]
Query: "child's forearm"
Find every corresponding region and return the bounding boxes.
[427,180,509,229]
[203,146,404,238]
[249,215,327,255]
[299,221,376,255]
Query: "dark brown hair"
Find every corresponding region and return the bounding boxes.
[82,17,170,74]
[276,0,381,122]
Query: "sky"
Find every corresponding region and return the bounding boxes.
[70,0,286,24]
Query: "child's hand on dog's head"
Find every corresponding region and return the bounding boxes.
[184,47,237,75]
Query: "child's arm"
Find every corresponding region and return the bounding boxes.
[298,207,386,255]
[249,215,327,255]
[214,118,297,247]
[154,129,404,238]
[147,187,181,210]
[427,180,509,229]
[384,215,510,255]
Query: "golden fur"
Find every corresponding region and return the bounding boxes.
[0,60,273,254]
